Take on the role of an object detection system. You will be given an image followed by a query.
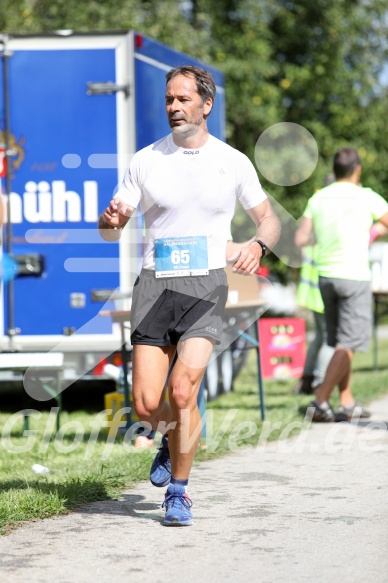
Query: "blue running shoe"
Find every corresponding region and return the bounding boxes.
[162,484,193,526]
[150,435,171,487]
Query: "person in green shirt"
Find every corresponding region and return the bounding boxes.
[295,148,388,422]
[293,244,333,394]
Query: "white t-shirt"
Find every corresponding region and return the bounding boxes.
[115,133,267,270]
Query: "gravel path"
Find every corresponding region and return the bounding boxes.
[1,396,387,583]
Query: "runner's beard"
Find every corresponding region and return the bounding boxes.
[171,122,206,144]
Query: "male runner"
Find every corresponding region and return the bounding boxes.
[296,148,388,421]
[99,65,280,526]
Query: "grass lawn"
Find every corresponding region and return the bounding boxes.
[1,338,388,535]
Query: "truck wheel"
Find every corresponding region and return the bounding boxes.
[231,335,250,380]
[205,358,219,401]
[219,348,234,393]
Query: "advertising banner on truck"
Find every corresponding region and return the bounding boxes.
[0,144,6,178]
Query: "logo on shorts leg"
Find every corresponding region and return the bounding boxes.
[205,326,218,334]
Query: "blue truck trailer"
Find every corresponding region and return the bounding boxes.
[0,31,226,391]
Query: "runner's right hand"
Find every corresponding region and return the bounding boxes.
[103,199,122,228]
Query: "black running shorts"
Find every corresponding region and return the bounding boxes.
[130,268,228,346]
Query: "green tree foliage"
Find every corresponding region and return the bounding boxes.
[264,0,388,214]
[196,1,388,276]
[0,0,211,59]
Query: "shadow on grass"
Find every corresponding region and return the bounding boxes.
[0,481,162,534]
[73,492,161,523]
[0,476,111,509]
[3,428,124,442]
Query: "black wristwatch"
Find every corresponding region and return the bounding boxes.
[254,239,267,257]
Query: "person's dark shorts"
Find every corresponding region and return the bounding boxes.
[130,268,228,346]
[319,277,372,352]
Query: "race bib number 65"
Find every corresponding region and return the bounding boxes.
[154,236,209,278]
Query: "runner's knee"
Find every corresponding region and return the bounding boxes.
[169,375,198,411]
[132,394,165,421]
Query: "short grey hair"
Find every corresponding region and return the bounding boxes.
[166,65,216,105]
